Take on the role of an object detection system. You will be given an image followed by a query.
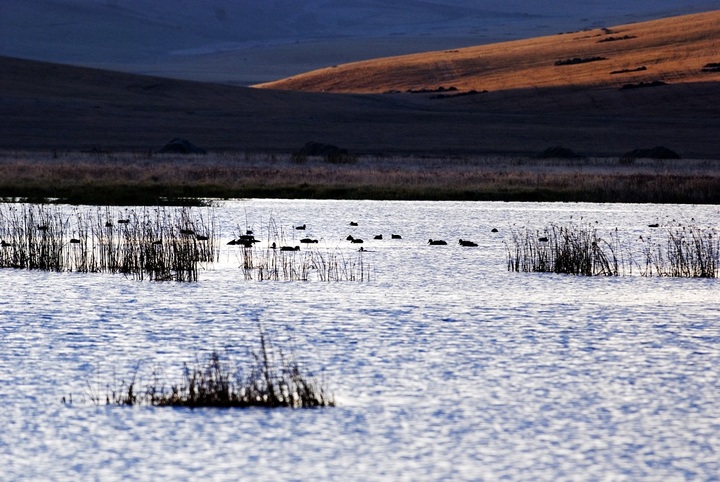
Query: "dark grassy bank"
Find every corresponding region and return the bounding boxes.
[1,151,718,205]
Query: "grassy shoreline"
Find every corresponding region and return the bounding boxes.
[1,151,718,205]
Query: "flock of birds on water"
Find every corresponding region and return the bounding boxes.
[224,221,496,251]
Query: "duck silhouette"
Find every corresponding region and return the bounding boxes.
[391,234,402,239]
[459,239,478,247]
[351,238,364,244]
[374,234,383,240]
[300,238,318,243]
[295,224,306,230]
[346,235,355,241]
[428,239,447,245]
[349,221,358,226]
[280,245,300,251]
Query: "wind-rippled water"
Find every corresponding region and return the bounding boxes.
[1,200,719,481]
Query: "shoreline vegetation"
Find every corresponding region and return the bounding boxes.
[0,150,718,205]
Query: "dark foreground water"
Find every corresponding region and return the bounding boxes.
[1,200,718,481]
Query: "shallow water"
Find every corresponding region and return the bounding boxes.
[1,200,719,481]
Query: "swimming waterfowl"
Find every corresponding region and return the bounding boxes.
[459,239,478,247]
[428,239,447,245]
[538,237,549,242]
[295,224,306,230]
[300,238,318,243]
[491,228,498,233]
[349,222,358,226]
[280,245,300,251]
[351,238,364,244]
[391,234,402,239]
[346,235,355,241]
[374,234,383,240]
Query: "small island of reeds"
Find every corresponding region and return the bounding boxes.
[507,223,718,278]
[80,331,334,409]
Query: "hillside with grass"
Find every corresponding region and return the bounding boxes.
[256,11,720,94]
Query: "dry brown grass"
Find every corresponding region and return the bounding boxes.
[256,11,720,93]
[1,151,717,204]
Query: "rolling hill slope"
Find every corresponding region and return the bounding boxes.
[256,11,720,93]
[1,12,720,158]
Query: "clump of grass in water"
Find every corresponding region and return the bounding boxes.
[97,332,334,408]
[238,245,370,282]
[506,223,621,276]
[234,217,370,282]
[0,204,218,281]
[640,224,718,278]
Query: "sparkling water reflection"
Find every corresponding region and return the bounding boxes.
[0,200,719,480]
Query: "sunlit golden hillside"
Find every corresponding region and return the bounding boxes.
[256,11,720,93]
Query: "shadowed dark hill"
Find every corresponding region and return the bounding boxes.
[1,55,719,158]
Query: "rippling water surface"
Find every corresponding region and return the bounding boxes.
[1,200,719,481]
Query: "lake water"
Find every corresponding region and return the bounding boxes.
[1,200,719,481]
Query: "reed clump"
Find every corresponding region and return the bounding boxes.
[640,225,718,278]
[234,219,370,282]
[507,223,719,278]
[0,204,217,281]
[97,332,335,409]
[238,245,370,282]
[507,224,621,276]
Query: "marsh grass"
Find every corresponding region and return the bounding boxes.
[507,224,622,276]
[1,150,718,204]
[640,225,718,278]
[0,204,218,281]
[95,332,334,409]
[238,243,370,282]
[239,243,371,282]
[507,223,718,278]
[234,217,370,282]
